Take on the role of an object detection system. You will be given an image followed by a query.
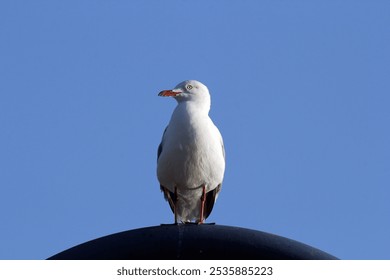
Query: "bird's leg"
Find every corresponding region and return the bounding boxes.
[199,185,206,224]
[174,187,178,224]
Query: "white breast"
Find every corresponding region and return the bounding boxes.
[157,102,225,193]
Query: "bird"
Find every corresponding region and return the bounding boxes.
[157,80,225,224]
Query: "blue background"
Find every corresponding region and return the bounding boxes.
[1,1,389,259]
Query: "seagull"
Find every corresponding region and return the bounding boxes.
[157,80,225,224]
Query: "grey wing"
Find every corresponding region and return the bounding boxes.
[204,133,225,217]
[157,126,175,213]
[213,136,226,200]
[221,138,225,161]
[157,126,168,161]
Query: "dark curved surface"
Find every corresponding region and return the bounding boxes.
[48,224,337,260]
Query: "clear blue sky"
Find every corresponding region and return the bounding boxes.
[1,1,389,260]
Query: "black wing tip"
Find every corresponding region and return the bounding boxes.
[204,184,222,219]
[160,185,176,214]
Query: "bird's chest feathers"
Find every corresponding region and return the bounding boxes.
[162,110,218,183]
[167,115,211,160]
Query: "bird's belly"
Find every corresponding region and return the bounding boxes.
[157,141,224,192]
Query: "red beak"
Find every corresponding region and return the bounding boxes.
[158,90,182,97]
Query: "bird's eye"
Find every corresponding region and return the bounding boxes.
[186,85,193,90]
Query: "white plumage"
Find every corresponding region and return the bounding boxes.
[157,80,225,223]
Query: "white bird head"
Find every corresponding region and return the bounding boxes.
[158,80,211,110]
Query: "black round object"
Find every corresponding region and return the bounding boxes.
[48,224,337,260]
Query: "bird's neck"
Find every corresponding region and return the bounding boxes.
[174,101,210,119]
